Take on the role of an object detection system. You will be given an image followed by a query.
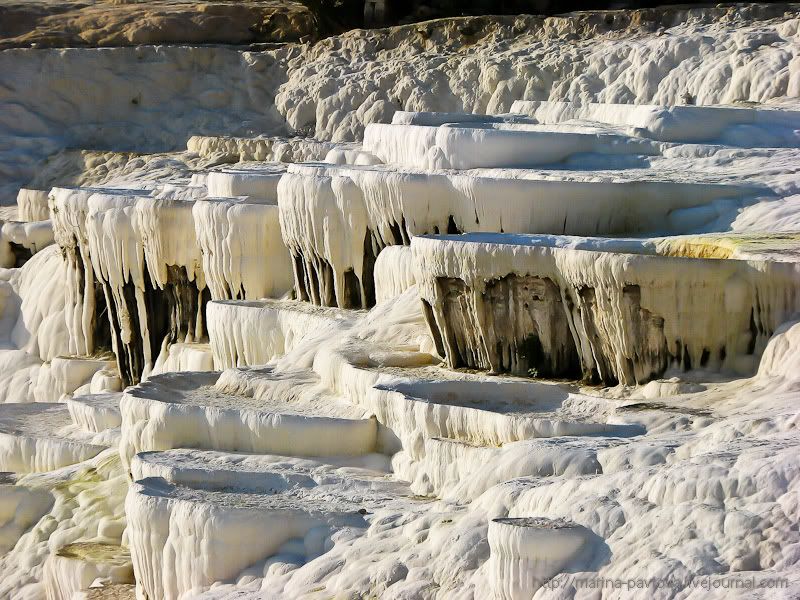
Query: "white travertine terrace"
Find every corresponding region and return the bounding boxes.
[0,450,128,598]
[125,448,411,600]
[401,436,612,500]
[15,189,50,222]
[0,220,54,266]
[192,196,294,302]
[87,191,208,384]
[364,379,639,448]
[208,299,354,369]
[488,517,589,599]
[390,110,536,127]
[43,543,133,600]
[187,135,356,163]
[413,233,800,384]
[119,370,378,471]
[362,122,661,170]
[40,356,117,399]
[279,162,767,308]
[86,191,157,383]
[125,469,401,600]
[7,245,71,363]
[151,341,214,374]
[130,448,393,492]
[49,186,121,357]
[0,403,107,472]
[51,184,293,384]
[137,195,205,293]
[0,480,54,554]
[66,393,123,434]
[205,165,286,200]
[374,245,417,303]
[511,100,800,145]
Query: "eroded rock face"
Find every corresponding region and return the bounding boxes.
[0,0,317,49]
[415,234,800,385]
[50,187,113,357]
[100,253,209,387]
[431,275,580,379]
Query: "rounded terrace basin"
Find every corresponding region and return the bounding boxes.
[119,370,378,471]
[0,403,107,473]
[366,377,641,446]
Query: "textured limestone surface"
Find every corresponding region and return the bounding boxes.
[0,4,799,600]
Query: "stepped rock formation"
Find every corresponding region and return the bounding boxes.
[1,4,800,600]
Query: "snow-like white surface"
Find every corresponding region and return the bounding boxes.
[488,517,590,600]
[125,448,411,599]
[187,135,352,163]
[205,165,286,200]
[374,245,417,302]
[0,403,107,473]
[362,122,660,170]
[43,543,133,600]
[3,244,71,364]
[0,450,128,599]
[511,100,800,145]
[208,299,355,369]
[0,220,54,267]
[15,189,50,222]
[125,468,406,600]
[151,342,214,375]
[0,480,53,554]
[192,196,294,301]
[278,162,769,307]
[391,110,535,127]
[130,448,393,492]
[67,393,123,434]
[137,195,204,292]
[51,186,119,357]
[119,370,378,472]
[1,5,798,202]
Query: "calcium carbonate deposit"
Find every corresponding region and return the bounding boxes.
[1,2,800,599]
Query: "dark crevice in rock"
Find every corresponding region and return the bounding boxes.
[101,265,208,386]
[8,242,33,267]
[434,274,581,379]
[428,275,719,385]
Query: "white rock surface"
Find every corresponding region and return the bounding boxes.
[43,543,133,600]
[119,370,378,471]
[488,517,590,599]
[67,393,123,434]
[0,403,107,473]
[15,189,50,222]
[125,470,402,600]
[208,299,355,369]
[362,122,660,170]
[0,451,129,599]
[0,6,800,600]
[0,478,53,554]
[413,233,800,384]
[511,100,800,145]
[205,165,286,200]
[278,162,768,307]
[0,220,54,267]
[192,195,294,302]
